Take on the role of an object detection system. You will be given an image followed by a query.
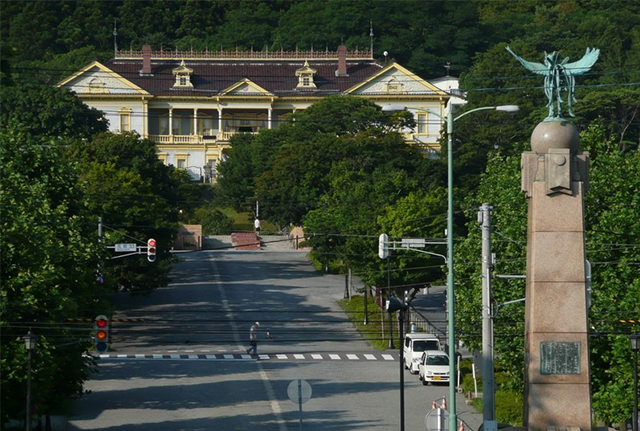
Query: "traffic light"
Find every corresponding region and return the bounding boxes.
[378,233,389,259]
[94,315,109,352]
[147,238,156,262]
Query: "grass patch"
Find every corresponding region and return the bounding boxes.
[217,207,278,232]
[458,358,523,426]
[338,295,390,351]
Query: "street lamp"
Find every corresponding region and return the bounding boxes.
[383,103,519,431]
[23,330,36,431]
[631,334,639,431]
[387,296,409,431]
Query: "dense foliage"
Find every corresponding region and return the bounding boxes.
[0,129,109,424]
[0,83,198,425]
[2,0,640,426]
[455,125,640,424]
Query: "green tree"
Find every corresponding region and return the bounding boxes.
[69,132,189,292]
[0,130,110,425]
[0,84,108,140]
[454,124,640,424]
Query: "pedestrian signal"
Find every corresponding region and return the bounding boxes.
[147,238,156,262]
[94,315,109,352]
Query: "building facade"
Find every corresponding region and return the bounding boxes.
[59,45,453,182]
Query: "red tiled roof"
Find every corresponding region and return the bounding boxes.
[104,59,385,97]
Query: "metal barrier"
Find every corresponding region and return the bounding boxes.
[407,305,447,340]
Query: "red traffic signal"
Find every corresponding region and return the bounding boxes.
[94,315,110,352]
[147,238,157,262]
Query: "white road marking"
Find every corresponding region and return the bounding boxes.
[382,354,394,361]
[210,256,286,431]
[276,354,288,359]
[347,354,359,360]
[365,354,377,360]
[293,354,305,359]
[329,354,341,360]
[311,354,323,360]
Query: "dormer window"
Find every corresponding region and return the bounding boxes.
[172,59,194,88]
[295,60,317,89]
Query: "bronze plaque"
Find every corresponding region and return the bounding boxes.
[540,342,580,374]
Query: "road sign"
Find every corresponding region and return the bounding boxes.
[288,380,312,431]
[402,238,426,247]
[287,379,312,404]
[425,408,449,431]
[115,243,137,252]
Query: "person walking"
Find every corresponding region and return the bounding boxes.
[247,322,260,356]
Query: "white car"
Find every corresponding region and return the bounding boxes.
[403,333,441,374]
[418,350,450,385]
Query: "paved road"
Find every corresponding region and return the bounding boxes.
[68,251,482,431]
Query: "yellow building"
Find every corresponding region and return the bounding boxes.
[58,45,451,182]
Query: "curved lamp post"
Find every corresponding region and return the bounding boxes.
[383,103,519,431]
[23,330,37,431]
[631,334,639,431]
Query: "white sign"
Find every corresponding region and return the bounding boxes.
[115,243,137,252]
[402,238,426,247]
[425,408,449,431]
[287,379,312,404]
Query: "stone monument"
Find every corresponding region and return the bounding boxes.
[507,46,599,431]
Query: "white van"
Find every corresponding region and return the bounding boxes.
[418,350,450,384]
[403,333,441,374]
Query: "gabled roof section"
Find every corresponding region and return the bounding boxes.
[344,62,447,96]
[295,60,317,76]
[56,61,149,95]
[172,59,194,75]
[220,78,274,96]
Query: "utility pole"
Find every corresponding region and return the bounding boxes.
[479,203,497,431]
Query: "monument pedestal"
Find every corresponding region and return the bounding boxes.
[522,121,592,431]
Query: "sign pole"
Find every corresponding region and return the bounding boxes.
[298,379,303,431]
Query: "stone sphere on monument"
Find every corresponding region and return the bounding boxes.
[530,120,580,154]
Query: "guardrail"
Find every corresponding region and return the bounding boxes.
[407,305,447,341]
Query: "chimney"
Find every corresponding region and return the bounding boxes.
[336,45,348,77]
[141,44,152,76]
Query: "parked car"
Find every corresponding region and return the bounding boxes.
[403,333,441,374]
[418,350,450,385]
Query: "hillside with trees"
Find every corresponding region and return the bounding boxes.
[2,0,640,426]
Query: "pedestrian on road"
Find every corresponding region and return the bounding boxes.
[247,322,260,355]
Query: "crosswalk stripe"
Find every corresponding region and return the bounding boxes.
[96,352,398,362]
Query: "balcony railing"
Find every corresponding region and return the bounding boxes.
[149,131,259,145]
[148,132,440,151]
